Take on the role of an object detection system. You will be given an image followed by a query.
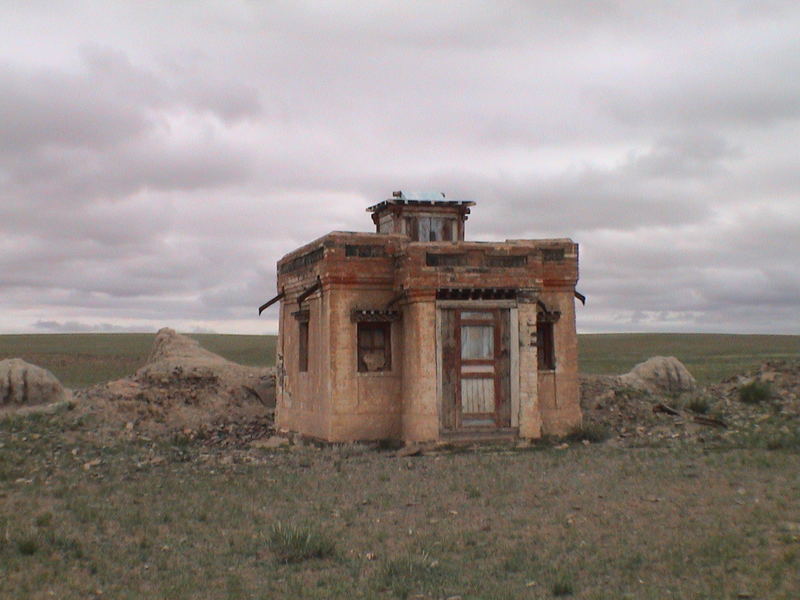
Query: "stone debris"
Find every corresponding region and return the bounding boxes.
[581,358,800,446]
[396,443,423,457]
[249,435,289,450]
[0,358,71,408]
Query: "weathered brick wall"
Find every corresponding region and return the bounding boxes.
[274,229,581,443]
[328,286,402,441]
[537,289,582,436]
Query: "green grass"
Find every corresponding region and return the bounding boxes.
[0,333,276,388]
[266,522,336,564]
[2,412,798,599]
[738,380,774,404]
[578,333,800,384]
[1,331,798,597]
[565,422,611,444]
[378,550,453,598]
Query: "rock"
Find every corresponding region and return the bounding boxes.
[396,443,423,457]
[82,458,102,471]
[250,435,289,449]
[778,521,800,534]
[0,358,70,407]
[14,400,74,417]
[619,356,697,394]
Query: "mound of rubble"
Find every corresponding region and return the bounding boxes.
[708,360,800,422]
[0,358,71,408]
[76,328,275,436]
[581,357,800,446]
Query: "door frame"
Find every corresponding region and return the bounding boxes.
[436,300,519,432]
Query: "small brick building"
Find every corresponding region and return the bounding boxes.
[260,192,582,443]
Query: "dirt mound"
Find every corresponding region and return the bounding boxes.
[1,358,70,408]
[77,328,275,436]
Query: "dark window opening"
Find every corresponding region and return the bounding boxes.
[426,253,467,266]
[279,247,324,274]
[298,321,309,372]
[542,248,565,262]
[537,319,555,371]
[345,244,386,258]
[357,322,391,372]
[436,288,516,300]
[487,255,527,268]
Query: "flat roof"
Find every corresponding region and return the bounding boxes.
[366,198,476,212]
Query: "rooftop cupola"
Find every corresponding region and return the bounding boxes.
[367,191,475,242]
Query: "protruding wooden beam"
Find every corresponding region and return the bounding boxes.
[297,277,322,305]
[258,289,284,315]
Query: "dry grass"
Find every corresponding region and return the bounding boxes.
[1,411,799,599]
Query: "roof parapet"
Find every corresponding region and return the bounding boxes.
[367,191,475,213]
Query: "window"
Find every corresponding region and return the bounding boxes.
[426,253,466,266]
[298,320,309,372]
[357,322,391,372]
[537,319,555,371]
[345,244,386,257]
[461,325,494,359]
[407,217,456,241]
[425,217,454,241]
[487,255,527,268]
[542,248,565,262]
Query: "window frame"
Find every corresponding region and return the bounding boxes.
[406,216,457,241]
[298,319,309,373]
[536,318,556,371]
[356,321,392,373]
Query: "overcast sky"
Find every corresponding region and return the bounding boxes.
[2,1,799,336]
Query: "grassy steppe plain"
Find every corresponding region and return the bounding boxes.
[0,333,276,388]
[1,332,798,388]
[1,333,799,599]
[2,420,799,599]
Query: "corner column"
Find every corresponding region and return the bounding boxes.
[401,291,439,442]
[517,297,542,438]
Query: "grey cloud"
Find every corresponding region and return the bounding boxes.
[32,320,154,333]
[0,57,150,151]
[627,132,742,179]
[586,29,800,130]
[1,2,799,334]
[0,45,258,205]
